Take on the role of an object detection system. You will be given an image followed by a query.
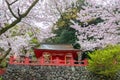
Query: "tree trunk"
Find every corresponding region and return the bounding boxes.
[0,48,11,64]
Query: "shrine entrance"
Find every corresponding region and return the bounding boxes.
[34,49,80,65]
[34,44,81,65]
[9,44,88,66]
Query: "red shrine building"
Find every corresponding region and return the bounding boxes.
[9,44,88,66]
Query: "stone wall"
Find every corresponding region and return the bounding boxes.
[2,64,120,80]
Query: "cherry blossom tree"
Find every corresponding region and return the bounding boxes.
[0,0,77,35]
[71,0,120,50]
[0,0,40,36]
[0,0,40,63]
[0,0,76,49]
[0,0,77,63]
[0,24,41,63]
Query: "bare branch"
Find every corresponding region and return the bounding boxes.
[21,0,39,18]
[0,0,39,36]
[5,0,18,19]
[10,0,19,5]
[0,34,11,64]
[17,8,21,17]
[0,47,11,64]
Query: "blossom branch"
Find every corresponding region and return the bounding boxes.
[0,0,39,36]
[5,0,18,19]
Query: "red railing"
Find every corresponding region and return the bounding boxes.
[9,56,88,66]
[0,68,6,75]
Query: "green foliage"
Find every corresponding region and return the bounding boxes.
[47,7,79,44]
[45,0,85,45]
[51,28,77,44]
[86,17,104,25]
[27,31,34,37]
[0,59,7,68]
[0,76,3,80]
[30,37,39,44]
[9,25,21,37]
[29,37,40,49]
[0,48,4,52]
[56,8,79,28]
[47,1,103,45]
[87,44,120,78]
[9,25,40,37]
[76,0,85,9]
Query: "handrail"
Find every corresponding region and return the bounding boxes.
[0,68,6,75]
[9,56,88,66]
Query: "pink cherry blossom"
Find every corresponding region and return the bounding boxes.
[71,0,120,50]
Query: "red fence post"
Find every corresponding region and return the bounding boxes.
[40,57,44,65]
[70,60,74,65]
[50,56,52,64]
[9,56,14,64]
[0,68,6,75]
[56,57,59,65]
[84,59,88,66]
[24,57,30,64]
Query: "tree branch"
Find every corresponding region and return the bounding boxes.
[0,18,22,35]
[10,0,19,5]
[0,0,39,36]
[0,48,11,64]
[17,8,21,17]
[0,35,11,64]
[5,0,18,19]
[21,0,39,18]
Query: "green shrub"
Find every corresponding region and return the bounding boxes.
[0,76,2,80]
[87,44,120,78]
[0,59,7,68]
